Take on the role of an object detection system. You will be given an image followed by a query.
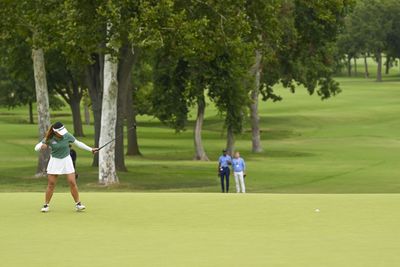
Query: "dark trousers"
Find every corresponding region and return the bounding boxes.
[220,167,230,193]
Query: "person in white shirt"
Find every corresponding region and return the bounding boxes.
[232,151,246,193]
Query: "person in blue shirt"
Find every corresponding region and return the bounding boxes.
[218,149,232,193]
[232,151,246,193]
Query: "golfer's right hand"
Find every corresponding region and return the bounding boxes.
[92,148,99,154]
[40,144,48,150]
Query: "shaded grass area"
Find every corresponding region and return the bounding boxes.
[1,193,400,267]
[1,74,400,193]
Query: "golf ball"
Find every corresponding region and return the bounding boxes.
[315,208,320,212]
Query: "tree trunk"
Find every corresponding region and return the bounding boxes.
[84,102,90,125]
[85,53,103,167]
[126,79,141,156]
[376,52,382,82]
[98,52,119,185]
[250,50,263,153]
[28,100,34,124]
[347,56,352,77]
[226,125,235,156]
[69,97,84,137]
[353,57,357,76]
[364,55,369,78]
[115,43,135,171]
[193,95,209,160]
[385,56,390,74]
[32,47,51,177]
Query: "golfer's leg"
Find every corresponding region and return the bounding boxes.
[240,172,245,193]
[220,173,225,192]
[234,172,240,193]
[226,170,230,193]
[45,175,58,204]
[67,173,80,203]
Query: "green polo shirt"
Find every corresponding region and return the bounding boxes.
[42,133,76,159]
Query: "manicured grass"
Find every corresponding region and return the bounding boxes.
[1,71,400,193]
[1,66,400,267]
[1,193,400,267]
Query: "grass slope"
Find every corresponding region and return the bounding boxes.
[0,73,400,193]
[1,193,400,267]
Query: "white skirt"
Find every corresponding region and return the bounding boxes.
[47,155,75,175]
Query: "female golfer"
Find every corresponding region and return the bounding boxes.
[34,122,98,212]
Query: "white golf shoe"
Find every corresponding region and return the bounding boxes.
[41,204,49,212]
[75,202,86,211]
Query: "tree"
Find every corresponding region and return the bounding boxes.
[245,0,283,152]
[346,0,392,82]
[247,0,354,153]
[97,1,121,184]
[58,0,107,166]
[0,0,63,176]
[46,50,86,136]
[0,37,36,124]
[385,0,400,69]
[151,0,252,157]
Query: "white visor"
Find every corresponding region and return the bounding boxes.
[53,126,68,136]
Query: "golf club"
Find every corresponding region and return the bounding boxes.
[97,124,137,151]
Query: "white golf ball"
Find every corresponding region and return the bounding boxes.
[315,208,320,212]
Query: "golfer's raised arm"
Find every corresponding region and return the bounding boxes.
[73,139,93,152]
[34,140,46,151]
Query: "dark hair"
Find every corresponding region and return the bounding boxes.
[44,122,63,142]
[44,126,54,143]
[53,121,64,130]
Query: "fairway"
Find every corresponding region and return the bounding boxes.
[2,76,400,193]
[2,193,400,267]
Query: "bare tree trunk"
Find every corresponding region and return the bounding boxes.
[250,50,263,153]
[28,100,34,124]
[353,57,357,76]
[364,54,369,78]
[376,52,382,82]
[226,125,235,156]
[69,97,84,136]
[32,47,51,177]
[115,43,135,171]
[65,72,84,137]
[99,51,119,185]
[126,81,141,156]
[193,95,209,160]
[84,102,90,125]
[82,90,91,125]
[385,55,390,74]
[85,53,104,167]
[347,56,352,77]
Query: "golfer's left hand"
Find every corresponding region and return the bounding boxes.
[92,148,99,154]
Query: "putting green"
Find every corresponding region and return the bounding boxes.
[1,193,400,267]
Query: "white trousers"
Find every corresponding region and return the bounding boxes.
[234,171,246,193]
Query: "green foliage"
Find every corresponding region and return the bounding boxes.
[151,0,253,133]
[337,0,400,71]
[132,56,154,116]
[255,0,354,101]
[0,36,34,108]
[152,56,191,131]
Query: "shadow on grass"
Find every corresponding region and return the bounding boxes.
[245,149,315,160]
